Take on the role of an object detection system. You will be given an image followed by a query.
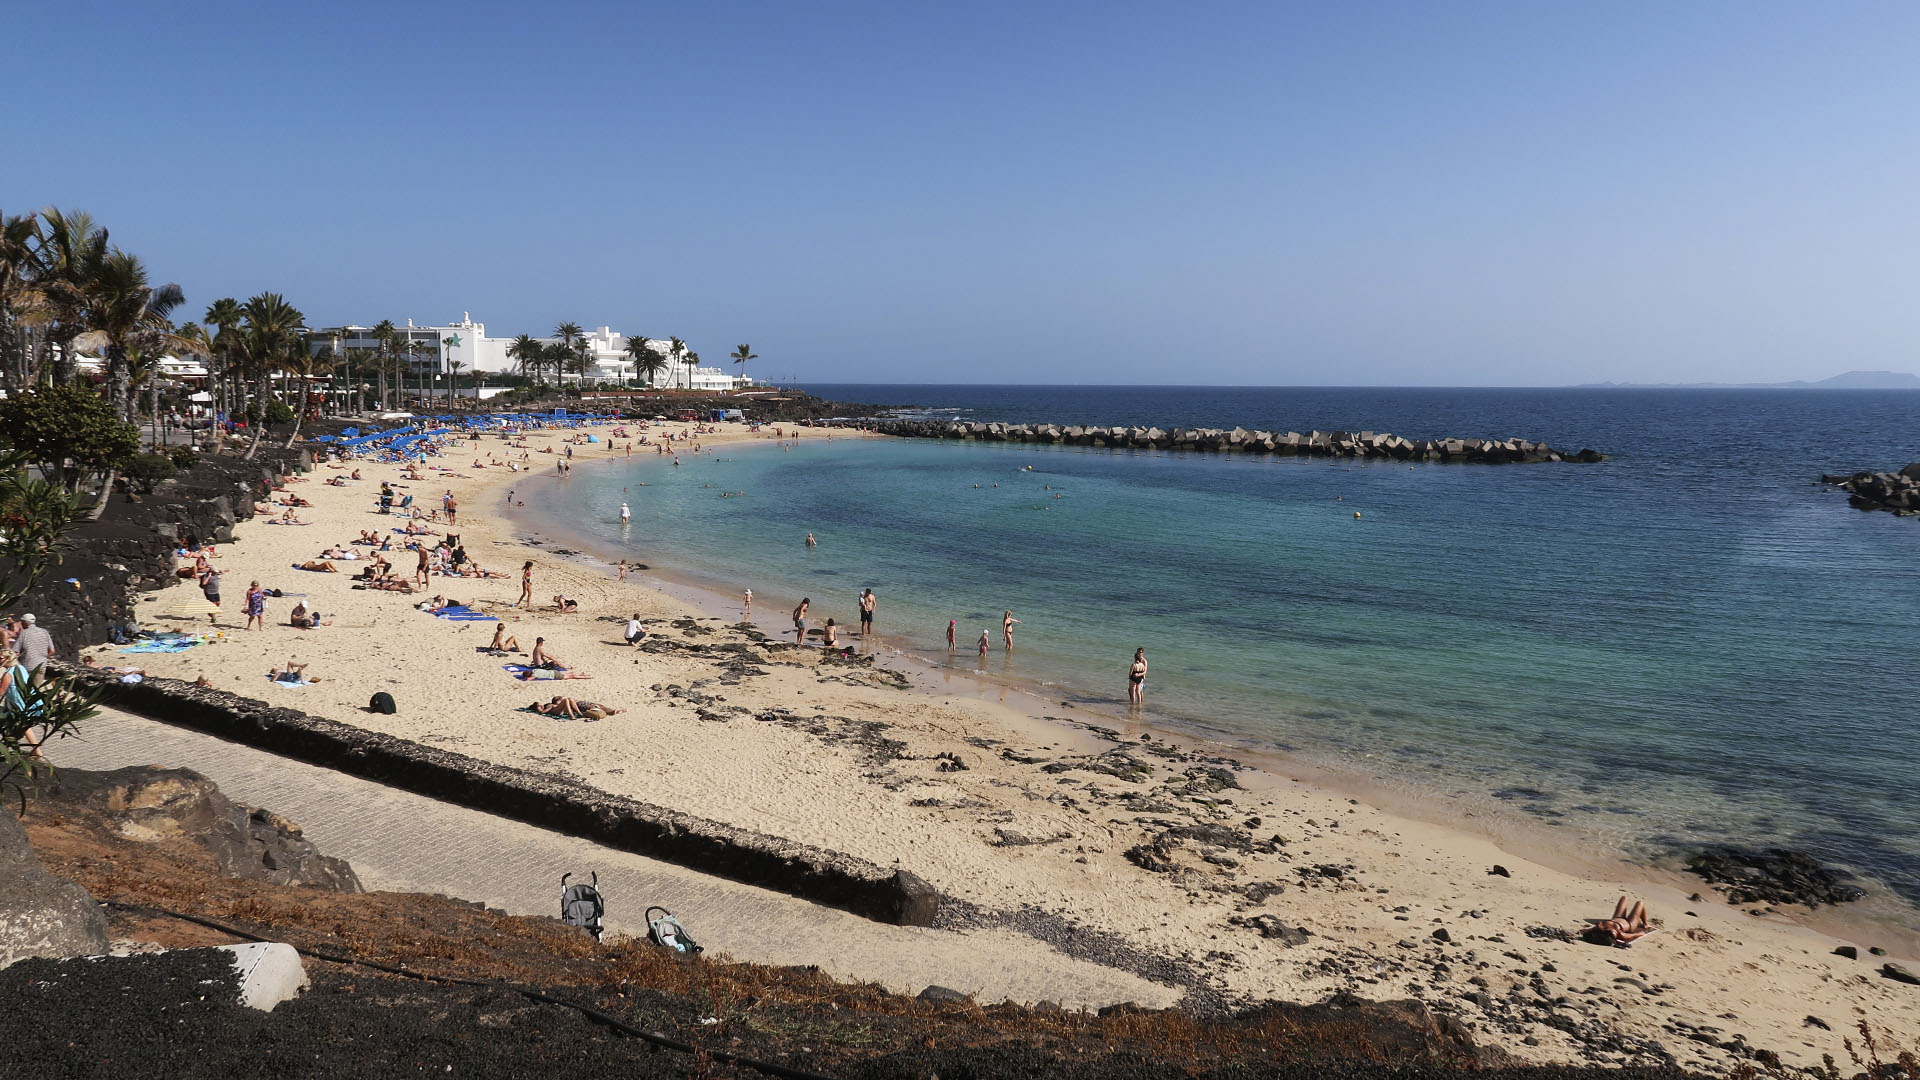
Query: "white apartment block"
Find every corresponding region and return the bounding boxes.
[312,315,751,390]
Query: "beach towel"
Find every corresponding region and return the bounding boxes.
[120,640,201,654]
[430,605,495,621]
[503,664,564,680]
[270,675,309,687]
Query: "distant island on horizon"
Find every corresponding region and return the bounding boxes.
[1575,369,1920,390]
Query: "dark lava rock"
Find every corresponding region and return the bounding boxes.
[0,803,109,966]
[1834,946,1858,960]
[1489,864,1511,877]
[1229,914,1313,946]
[1882,963,1920,986]
[44,766,360,892]
[1805,1015,1831,1030]
[916,984,974,1005]
[1431,928,1452,944]
[1684,846,1866,907]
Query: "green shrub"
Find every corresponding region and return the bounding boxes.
[167,445,200,469]
[123,452,178,493]
[264,398,295,426]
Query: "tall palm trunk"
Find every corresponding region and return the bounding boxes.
[243,373,270,460]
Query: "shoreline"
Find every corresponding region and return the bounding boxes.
[99,418,1920,1071]
[506,432,1920,956]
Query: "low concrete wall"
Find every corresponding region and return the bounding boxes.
[63,667,939,927]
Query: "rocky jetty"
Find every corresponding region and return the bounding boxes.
[1684,846,1866,908]
[1821,463,1920,517]
[851,419,1606,464]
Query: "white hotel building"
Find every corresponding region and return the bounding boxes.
[312,315,751,391]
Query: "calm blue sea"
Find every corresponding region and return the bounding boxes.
[529,386,1920,914]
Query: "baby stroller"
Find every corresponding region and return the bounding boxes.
[646,906,702,955]
[560,872,605,941]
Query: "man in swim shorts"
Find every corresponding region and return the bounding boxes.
[859,588,875,637]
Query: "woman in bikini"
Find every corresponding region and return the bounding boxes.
[1583,896,1655,947]
[490,623,522,653]
[1128,648,1148,706]
[519,561,535,609]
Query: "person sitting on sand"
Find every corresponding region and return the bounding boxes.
[533,695,622,720]
[822,618,838,648]
[277,508,304,524]
[351,469,362,480]
[529,637,568,670]
[1583,896,1656,947]
[295,560,339,573]
[489,623,523,654]
[288,601,329,628]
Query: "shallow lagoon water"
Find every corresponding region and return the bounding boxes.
[531,387,1920,917]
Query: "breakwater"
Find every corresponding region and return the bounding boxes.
[849,419,1606,463]
[1822,465,1920,518]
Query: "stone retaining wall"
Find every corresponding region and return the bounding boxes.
[841,419,1606,463]
[63,667,940,927]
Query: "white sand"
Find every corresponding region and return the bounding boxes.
[102,420,1920,1070]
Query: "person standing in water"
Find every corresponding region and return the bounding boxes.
[946,619,956,650]
[805,532,817,548]
[859,588,876,637]
[976,629,990,659]
[1002,610,1021,649]
[1128,648,1148,706]
[619,502,630,525]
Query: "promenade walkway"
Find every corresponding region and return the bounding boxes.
[47,708,1177,1010]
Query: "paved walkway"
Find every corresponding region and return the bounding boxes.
[48,708,1177,1009]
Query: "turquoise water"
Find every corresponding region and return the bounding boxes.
[522,388,1920,915]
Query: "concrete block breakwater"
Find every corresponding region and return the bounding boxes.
[856,419,1607,464]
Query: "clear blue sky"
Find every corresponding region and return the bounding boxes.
[10,1,1917,385]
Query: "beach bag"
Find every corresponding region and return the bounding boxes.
[369,691,397,714]
[646,906,702,955]
[561,873,605,941]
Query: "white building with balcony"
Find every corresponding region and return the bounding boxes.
[311,316,752,390]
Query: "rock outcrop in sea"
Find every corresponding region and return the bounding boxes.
[851,419,1607,463]
[1821,464,1920,517]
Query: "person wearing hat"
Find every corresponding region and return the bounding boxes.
[14,614,53,687]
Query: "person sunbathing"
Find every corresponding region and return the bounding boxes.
[1583,896,1656,947]
[79,656,146,675]
[517,668,591,681]
[367,577,414,594]
[532,696,621,720]
[295,560,339,572]
[269,660,316,683]
[326,477,348,487]
[489,623,523,653]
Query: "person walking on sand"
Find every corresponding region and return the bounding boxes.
[617,559,628,582]
[946,619,956,650]
[1128,648,1148,706]
[792,598,809,645]
[199,566,222,624]
[518,561,535,609]
[445,495,457,526]
[416,544,432,586]
[1002,610,1021,649]
[859,588,876,637]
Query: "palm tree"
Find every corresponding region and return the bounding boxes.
[667,337,687,389]
[73,248,187,422]
[683,350,700,390]
[632,343,667,388]
[0,211,44,392]
[552,322,582,397]
[34,207,108,386]
[370,319,397,409]
[234,292,305,460]
[507,333,543,391]
[730,344,756,388]
[623,335,655,391]
[447,357,464,412]
[204,298,244,441]
[346,347,376,416]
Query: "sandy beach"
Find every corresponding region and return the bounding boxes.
[98,419,1920,1072]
